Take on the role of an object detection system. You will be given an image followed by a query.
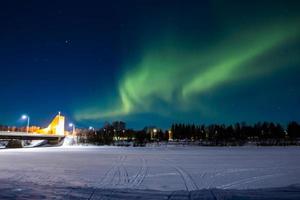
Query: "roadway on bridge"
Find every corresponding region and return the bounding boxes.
[0,131,64,140]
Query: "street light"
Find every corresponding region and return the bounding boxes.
[153,128,157,137]
[21,114,30,134]
[69,123,75,135]
[89,126,96,135]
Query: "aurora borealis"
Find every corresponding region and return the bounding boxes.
[76,20,300,121]
[0,0,300,128]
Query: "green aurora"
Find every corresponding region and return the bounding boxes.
[74,1,300,127]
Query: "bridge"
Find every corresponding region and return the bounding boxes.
[0,114,66,146]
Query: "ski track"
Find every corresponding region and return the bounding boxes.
[218,173,281,189]
[95,154,148,189]
[96,155,124,188]
[163,158,199,191]
[174,165,199,191]
[128,157,148,188]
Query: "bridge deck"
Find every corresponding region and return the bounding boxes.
[0,131,64,140]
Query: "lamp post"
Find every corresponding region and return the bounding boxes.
[69,123,75,135]
[168,130,173,141]
[153,128,157,140]
[89,126,96,135]
[21,115,30,134]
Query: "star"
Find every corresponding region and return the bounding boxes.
[65,40,71,44]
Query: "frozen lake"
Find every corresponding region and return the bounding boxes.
[0,146,300,199]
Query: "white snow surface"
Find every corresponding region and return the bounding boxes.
[0,146,299,192]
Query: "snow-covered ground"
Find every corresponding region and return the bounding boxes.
[0,146,299,199]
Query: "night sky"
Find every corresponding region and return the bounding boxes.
[0,0,299,129]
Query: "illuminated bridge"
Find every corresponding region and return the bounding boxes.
[0,114,66,146]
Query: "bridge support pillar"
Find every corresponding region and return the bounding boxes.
[6,140,23,148]
[47,137,65,146]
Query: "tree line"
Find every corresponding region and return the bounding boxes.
[170,122,300,145]
[75,121,300,146]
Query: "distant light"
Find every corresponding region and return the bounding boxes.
[153,128,157,133]
[89,126,94,130]
[69,123,74,127]
[21,115,28,120]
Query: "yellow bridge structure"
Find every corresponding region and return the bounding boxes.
[0,114,67,146]
[36,114,65,136]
